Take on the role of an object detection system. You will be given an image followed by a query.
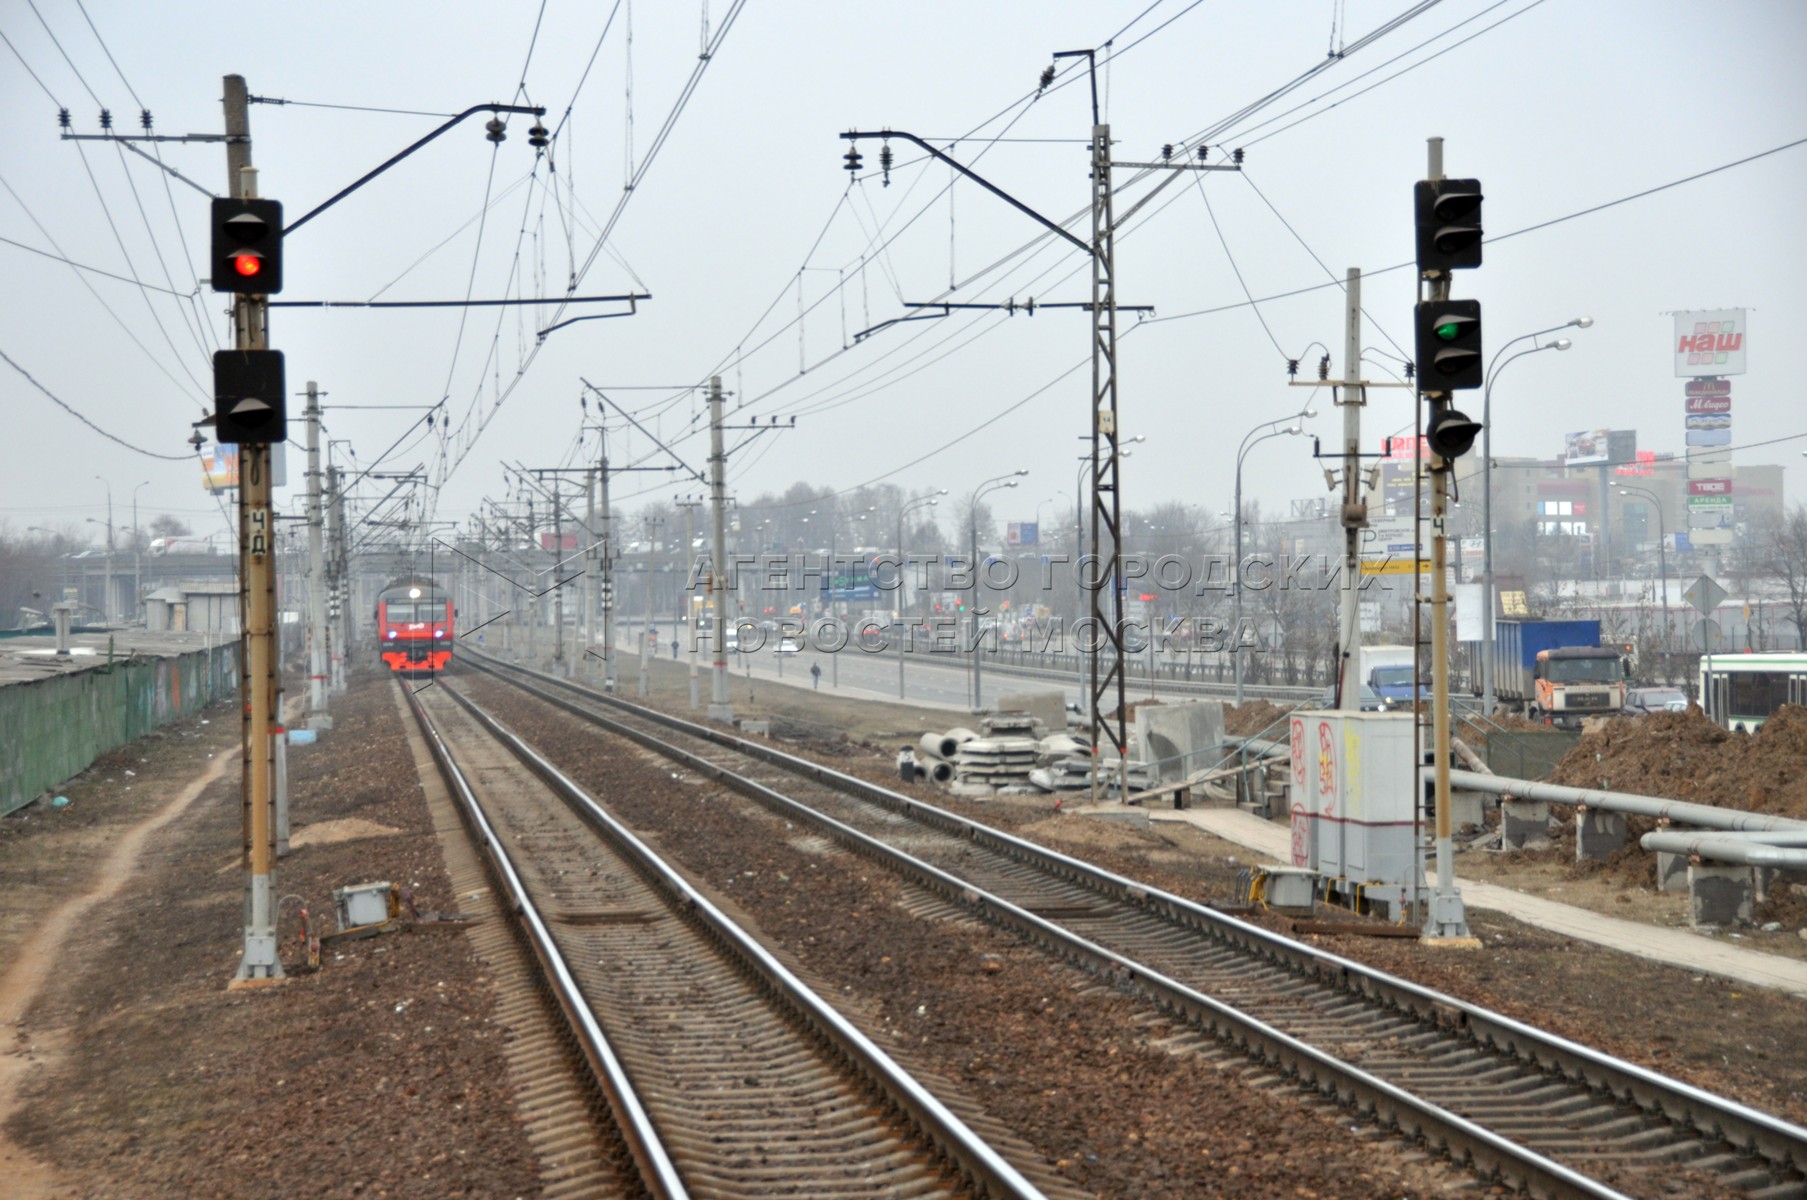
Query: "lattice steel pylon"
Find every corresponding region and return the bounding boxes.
[1087,121,1128,806]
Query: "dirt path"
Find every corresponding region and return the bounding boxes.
[0,747,239,1199]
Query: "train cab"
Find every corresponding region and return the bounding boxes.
[376,580,454,675]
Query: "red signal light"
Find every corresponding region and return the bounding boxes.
[233,251,263,278]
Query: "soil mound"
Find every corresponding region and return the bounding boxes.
[1547,704,1807,820]
[1225,699,1289,738]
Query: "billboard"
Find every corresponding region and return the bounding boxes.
[1006,522,1039,547]
[1674,308,1747,377]
[200,444,238,492]
[538,532,579,551]
[1563,428,1612,466]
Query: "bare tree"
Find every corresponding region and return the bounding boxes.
[1763,503,1807,651]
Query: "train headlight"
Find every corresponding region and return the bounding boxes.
[386,630,398,639]
[433,630,444,638]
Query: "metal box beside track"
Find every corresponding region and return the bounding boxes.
[1287,711,1417,892]
[333,881,396,932]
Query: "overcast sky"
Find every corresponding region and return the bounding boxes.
[4,0,1803,548]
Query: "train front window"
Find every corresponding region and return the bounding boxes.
[386,602,418,622]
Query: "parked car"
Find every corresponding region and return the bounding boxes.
[772,636,802,655]
[1621,686,1689,716]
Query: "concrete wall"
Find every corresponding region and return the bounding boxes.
[0,642,239,816]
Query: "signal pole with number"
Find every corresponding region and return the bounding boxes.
[222,74,286,986]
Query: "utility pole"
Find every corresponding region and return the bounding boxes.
[225,74,283,986]
[1337,272,1367,708]
[552,488,566,674]
[325,462,348,694]
[676,495,703,708]
[598,438,617,689]
[639,516,662,696]
[706,377,734,723]
[304,382,330,729]
[584,466,597,664]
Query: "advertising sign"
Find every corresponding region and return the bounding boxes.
[1006,522,1039,547]
[1563,428,1612,466]
[1685,428,1732,447]
[1685,413,1732,431]
[1606,429,1639,467]
[1689,479,1732,497]
[1614,449,1657,477]
[1688,494,1734,509]
[1685,395,1733,414]
[200,444,238,492]
[1384,435,1428,459]
[538,532,579,551]
[1674,308,1747,377]
[1685,379,1732,397]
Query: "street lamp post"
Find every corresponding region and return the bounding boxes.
[825,507,872,690]
[93,475,114,619]
[131,480,150,625]
[970,471,1026,710]
[1620,485,1671,655]
[896,491,944,699]
[1480,317,1590,712]
[1232,413,1313,705]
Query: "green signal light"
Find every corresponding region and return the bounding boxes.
[1435,321,1461,341]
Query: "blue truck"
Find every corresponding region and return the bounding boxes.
[1491,617,1628,726]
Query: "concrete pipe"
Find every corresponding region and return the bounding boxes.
[928,760,954,784]
[946,726,979,746]
[919,732,958,761]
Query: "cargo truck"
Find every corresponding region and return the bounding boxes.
[1492,618,1628,727]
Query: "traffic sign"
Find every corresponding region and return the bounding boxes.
[1683,575,1726,616]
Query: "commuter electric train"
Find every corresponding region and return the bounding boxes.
[375,578,454,675]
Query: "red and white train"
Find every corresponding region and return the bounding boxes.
[375,578,454,675]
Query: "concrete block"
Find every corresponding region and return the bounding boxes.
[1655,850,1690,893]
[1077,804,1150,831]
[738,719,771,736]
[996,690,1065,736]
[1448,789,1484,832]
[1500,798,1552,850]
[1575,808,1628,861]
[1134,700,1226,783]
[1688,863,1754,929]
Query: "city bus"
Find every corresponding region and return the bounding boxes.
[1697,652,1807,733]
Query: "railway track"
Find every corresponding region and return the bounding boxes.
[402,678,1054,1200]
[461,649,1807,1200]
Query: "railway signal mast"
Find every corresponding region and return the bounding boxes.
[1414,139,1484,946]
[214,75,288,986]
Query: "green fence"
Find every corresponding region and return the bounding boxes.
[1483,730,1580,781]
[0,642,240,816]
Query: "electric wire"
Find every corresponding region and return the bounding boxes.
[1,345,193,460]
[442,0,749,484]
[1191,170,1290,362]
[0,172,206,408]
[1233,0,1548,148]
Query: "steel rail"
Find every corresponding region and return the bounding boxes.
[463,653,1807,1197]
[431,676,1047,1200]
[401,681,687,1199]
